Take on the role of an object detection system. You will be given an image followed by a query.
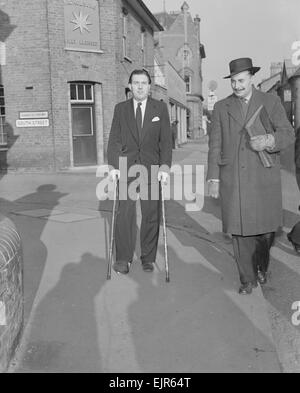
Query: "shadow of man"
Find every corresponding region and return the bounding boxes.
[0,184,68,325]
[14,253,106,373]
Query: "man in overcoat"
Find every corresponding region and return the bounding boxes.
[207,58,295,294]
[287,120,300,253]
[107,69,172,275]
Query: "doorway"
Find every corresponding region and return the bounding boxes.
[70,83,97,166]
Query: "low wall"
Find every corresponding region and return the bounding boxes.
[0,213,23,372]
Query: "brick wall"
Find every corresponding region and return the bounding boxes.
[0,0,160,170]
[0,213,23,373]
[0,0,119,170]
[46,0,118,168]
[1,0,54,170]
[115,1,156,102]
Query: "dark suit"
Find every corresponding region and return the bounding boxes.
[207,88,295,284]
[107,97,172,263]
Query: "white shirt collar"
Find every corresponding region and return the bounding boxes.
[243,87,253,103]
[133,98,147,110]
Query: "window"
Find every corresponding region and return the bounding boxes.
[0,85,6,145]
[70,82,95,136]
[70,83,94,103]
[122,13,128,59]
[72,107,94,136]
[183,49,189,61]
[177,45,193,67]
[184,75,191,94]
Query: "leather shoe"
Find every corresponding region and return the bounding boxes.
[113,260,130,275]
[238,283,255,295]
[257,270,267,285]
[142,262,154,272]
[287,233,300,254]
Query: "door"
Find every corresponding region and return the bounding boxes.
[70,83,97,166]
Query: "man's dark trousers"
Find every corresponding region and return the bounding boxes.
[115,182,161,264]
[232,233,275,284]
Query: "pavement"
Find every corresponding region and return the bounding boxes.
[0,138,297,373]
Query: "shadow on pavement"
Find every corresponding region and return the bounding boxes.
[125,199,280,373]
[14,253,106,373]
[0,185,67,325]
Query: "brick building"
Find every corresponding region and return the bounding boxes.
[154,2,206,139]
[0,0,163,171]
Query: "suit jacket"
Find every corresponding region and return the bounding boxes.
[207,88,295,236]
[107,97,172,181]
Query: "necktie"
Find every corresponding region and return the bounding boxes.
[240,97,248,118]
[136,102,142,139]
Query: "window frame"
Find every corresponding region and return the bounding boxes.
[71,105,94,137]
[70,83,94,104]
[184,75,192,94]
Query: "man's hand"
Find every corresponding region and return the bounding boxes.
[250,134,275,152]
[158,171,169,185]
[208,181,220,199]
[109,169,120,182]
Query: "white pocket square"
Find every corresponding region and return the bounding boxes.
[152,116,160,122]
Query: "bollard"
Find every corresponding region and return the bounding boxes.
[0,213,23,373]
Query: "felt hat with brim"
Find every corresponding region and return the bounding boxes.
[224,58,261,79]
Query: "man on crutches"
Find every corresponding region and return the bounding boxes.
[107,69,172,277]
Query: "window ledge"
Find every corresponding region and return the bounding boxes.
[0,146,8,151]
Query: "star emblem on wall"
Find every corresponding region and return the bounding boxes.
[70,11,92,34]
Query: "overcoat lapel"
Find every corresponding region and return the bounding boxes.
[125,98,139,145]
[226,94,244,127]
[244,88,264,125]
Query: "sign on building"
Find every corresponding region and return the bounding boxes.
[19,111,49,119]
[64,0,101,53]
[16,119,49,128]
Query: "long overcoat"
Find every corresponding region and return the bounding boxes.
[207,88,295,236]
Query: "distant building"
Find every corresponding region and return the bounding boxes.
[277,60,298,125]
[258,60,298,126]
[257,62,282,95]
[288,66,300,132]
[152,40,188,146]
[154,2,206,139]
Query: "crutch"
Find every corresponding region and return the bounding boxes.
[160,180,170,282]
[107,178,119,280]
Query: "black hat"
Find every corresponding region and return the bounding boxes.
[224,58,260,79]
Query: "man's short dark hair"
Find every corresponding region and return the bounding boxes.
[129,69,152,84]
